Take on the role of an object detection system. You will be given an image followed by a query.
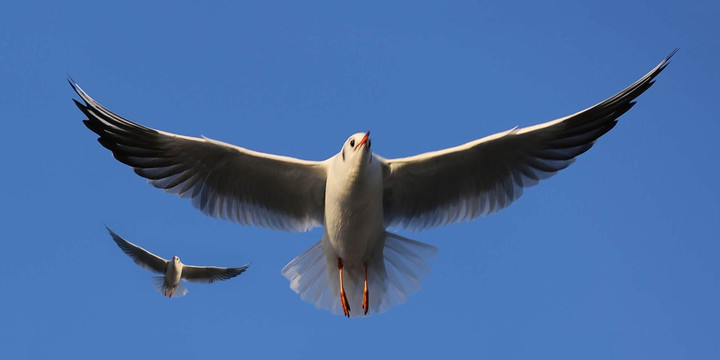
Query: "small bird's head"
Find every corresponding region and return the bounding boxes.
[340,131,371,165]
[173,256,180,263]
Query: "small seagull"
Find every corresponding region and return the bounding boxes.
[106,226,249,298]
[75,51,675,316]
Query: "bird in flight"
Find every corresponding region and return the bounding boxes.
[73,50,675,316]
[107,226,249,298]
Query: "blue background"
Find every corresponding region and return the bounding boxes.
[1,1,718,359]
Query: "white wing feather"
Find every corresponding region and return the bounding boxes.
[181,264,249,283]
[107,226,168,274]
[382,51,675,231]
[73,83,328,232]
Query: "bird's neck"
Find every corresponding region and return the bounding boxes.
[332,155,378,189]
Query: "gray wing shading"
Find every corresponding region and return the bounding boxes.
[106,226,168,274]
[382,50,676,231]
[181,264,249,284]
[72,82,328,232]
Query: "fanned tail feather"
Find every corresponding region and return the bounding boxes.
[281,232,437,317]
[151,277,188,298]
[281,241,337,310]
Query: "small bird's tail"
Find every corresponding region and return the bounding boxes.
[281,232,437,316]
[151,277,188,298]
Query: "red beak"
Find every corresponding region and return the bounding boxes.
[357,131,370,148]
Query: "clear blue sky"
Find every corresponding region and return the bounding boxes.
[1,1,718,359]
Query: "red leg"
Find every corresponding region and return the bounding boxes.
[338,258,350,317]
[362,263,369,315]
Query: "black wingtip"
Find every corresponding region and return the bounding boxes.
[236,264,250,275]
[67,75,79,93]
[67,76,93,103]
[72,99,86,111]
[655,49,678,75]
[105,225,124,245]
[659,49,679,70]
[105,225,121,239]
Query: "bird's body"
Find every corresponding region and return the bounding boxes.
[162,256,183,297]
[107,227,249,298]
[75,51,675,316]
[324,138,384,262]
[320,135,387,314]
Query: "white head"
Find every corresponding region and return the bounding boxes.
[339,131,372,166]
[173,256,180,263]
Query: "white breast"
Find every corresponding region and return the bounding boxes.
[166,260,183,285]
[323,154,385,263]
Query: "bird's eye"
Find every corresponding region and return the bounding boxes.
[350,139,355,147]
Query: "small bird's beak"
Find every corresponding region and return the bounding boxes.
[357,131,370,148]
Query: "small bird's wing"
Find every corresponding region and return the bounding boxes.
[106,226,168,274]
[72,83,327,232]
[382,50,675,231]
[181,264,249,283]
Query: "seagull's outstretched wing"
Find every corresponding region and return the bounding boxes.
[107,226,168,274]
[73,83,327,232]
[181,264,249,284]
[382,50,676,231]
